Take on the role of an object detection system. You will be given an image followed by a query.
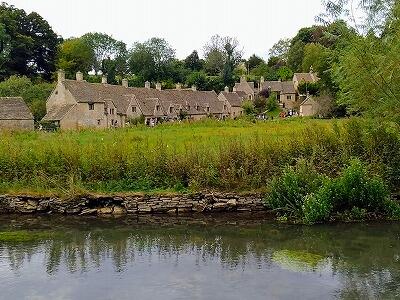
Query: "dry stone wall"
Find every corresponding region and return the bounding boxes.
[0,193,267,215]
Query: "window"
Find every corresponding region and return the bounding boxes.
[287,95,292,100]
[196,105,199,111]
[169,107,173,114]
[55,91,58,95]
[187,105,191,111]
[97,120,101,125]
[206,107,210,112]
[132,106,137,113]
[156,105,160,111]
[224,105,227,110]
[110,108,114,114]
[89,103,95,110]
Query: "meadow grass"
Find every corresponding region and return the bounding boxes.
[0,118,399,196]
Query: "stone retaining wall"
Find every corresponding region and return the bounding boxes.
[0,193,267,215]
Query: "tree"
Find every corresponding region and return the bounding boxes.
[186,71,208,90]
[269,39,291,62]
[128,37,175,82]
[0,75,53,121]
[277,66,294,81]
[56,38,95,79]
[287,40,306,72]
[247,54,264,70]
[81,32,127,76]
[203,35,243,85]
[0,3,60,80]
[184,50,203,71]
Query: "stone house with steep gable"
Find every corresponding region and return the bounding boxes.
[218,87,246,118]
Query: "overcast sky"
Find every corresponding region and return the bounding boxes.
[7,0,323,59]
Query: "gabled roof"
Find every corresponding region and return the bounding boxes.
[0,97,33,120]
[261,81,283,92]
[60,80,223,117]
[281,81,296,94]
[294,73,319,83]
[220,92,243,107]
[42,104,75,121]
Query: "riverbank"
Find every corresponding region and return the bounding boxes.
[0,192,267,215]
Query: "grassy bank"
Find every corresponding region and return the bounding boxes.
[0,118,399,199]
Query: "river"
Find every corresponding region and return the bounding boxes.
[0,214,399,300]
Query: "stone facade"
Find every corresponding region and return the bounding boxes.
[0,193,267,215]
[0,97,34,131]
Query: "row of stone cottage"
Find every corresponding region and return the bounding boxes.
[0,69,320,131]
[41,69,319,129]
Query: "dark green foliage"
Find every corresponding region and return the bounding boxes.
[267,157,400,224]
[298,82,321,96]
[0,75,54,121]
[0,3,60,80]
[266,160,327,219]
[184,51,203,71]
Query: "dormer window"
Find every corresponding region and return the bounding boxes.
[169,107,173,114]
[156,105,160,111]
[224,105,227,110]
[206,107,210,112]
[110,108,115,114]
[89,103,95,110]
[187,105,190,110]
[132,106,137,113]
[196,105,199,111]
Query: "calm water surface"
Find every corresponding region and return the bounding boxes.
[0,214,399,300]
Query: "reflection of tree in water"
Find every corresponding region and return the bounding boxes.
[0,218,399,298]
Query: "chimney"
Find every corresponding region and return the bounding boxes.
[176,83,182,90]
[233,87,237,92]
[260,76,265,84]
[240,75,246,83]
[57,69,65,84]
[224,86,229,93]
[191,85,197,91]
[122,79,128,88]
[145,81,150,89]
[156,82,162,91]
[76,71,83,81]
[102,75,107,84]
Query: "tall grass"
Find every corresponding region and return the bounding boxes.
[0,118,399,195]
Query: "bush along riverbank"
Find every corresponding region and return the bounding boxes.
[265,159,400,224]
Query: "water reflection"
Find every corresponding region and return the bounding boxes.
[0,215,399,299]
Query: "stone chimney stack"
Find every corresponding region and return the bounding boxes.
[260,76,265,84]
[224,86,229,93]
[240,75,246,83]
[176,83,182,90]
[57,69,65,84]
[76,71,83,82]
[233,87,237,92]
[145,81,150,89]
[191,85,197,91]
[102,75,107,84]
[156,83,162,91]
[122,79,128,88]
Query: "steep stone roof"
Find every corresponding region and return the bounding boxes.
[0,97,33,120]
[42,104,75,121]
[61,80,223,116]
[281,81,296,94]
[220,92,243,107]
[262,81,283,92]
[294,73,319,83]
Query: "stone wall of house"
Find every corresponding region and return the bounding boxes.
[0,193,267,215]
[0,119,34,131]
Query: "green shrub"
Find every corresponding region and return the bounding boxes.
[302,193,332,224]
[265,160,326,218]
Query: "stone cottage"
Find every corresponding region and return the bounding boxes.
[218,87,246,118]
[293,69,319,93]
[43,70,225,129]
[260,80,297,110]
[0,97,34,130]
[233,76,258,100]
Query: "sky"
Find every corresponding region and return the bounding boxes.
[6,0,324,59]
